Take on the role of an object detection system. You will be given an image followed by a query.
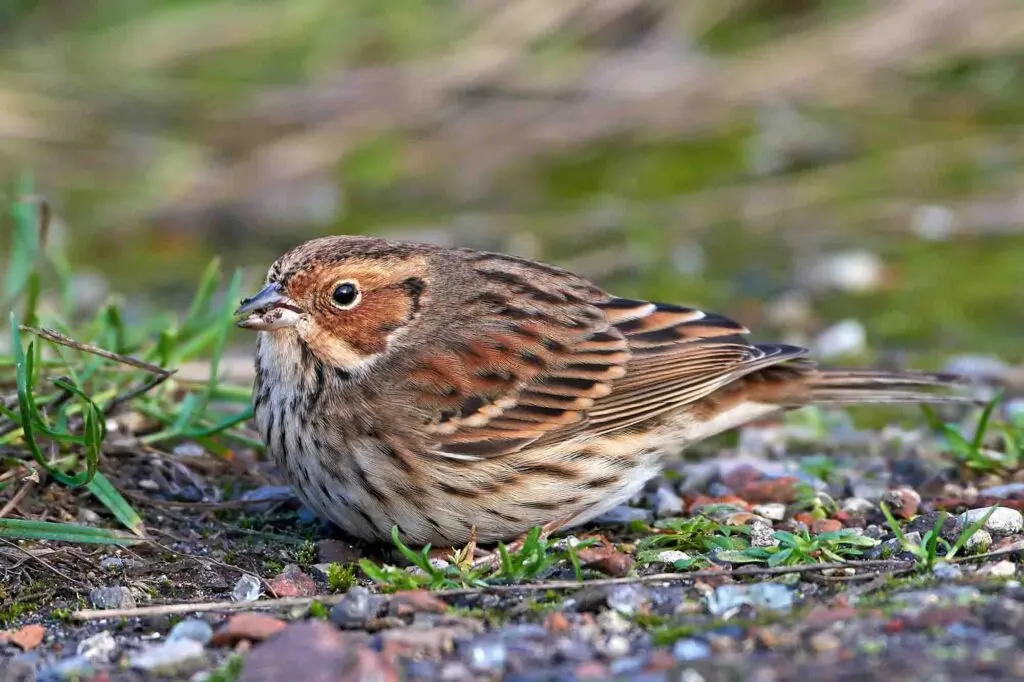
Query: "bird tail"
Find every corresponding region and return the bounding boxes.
[795,369,976,406]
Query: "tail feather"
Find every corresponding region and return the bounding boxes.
[785,369,977,407]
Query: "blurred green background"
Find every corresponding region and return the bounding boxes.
[2,0,1024,367]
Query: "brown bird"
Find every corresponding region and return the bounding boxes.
[235,235,966,547]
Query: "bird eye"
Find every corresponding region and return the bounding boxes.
[331,280,361,309]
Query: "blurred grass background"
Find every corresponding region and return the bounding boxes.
[2,0,1024,365]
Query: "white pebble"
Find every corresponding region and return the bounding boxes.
[983,560,1017,578]
[752,503,786,521]
[655,550,692,565]
[959,507,1023,535]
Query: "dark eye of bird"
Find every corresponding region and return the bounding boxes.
[332,281,360,308]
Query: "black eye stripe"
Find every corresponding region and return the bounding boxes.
[332,281,360,308]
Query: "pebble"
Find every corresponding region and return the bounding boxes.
[268,564,318,598]
[38,655,94,681]
[129,639,206,674]
[752,503,786,521]
[168,619,213,646]
[389,590,448,617]
[232,574,262,602]
[882,488,921,520]
[0,656,35,682]
[959,507,1023,535]
[99,556,129,571]
[596,609,632,635]
[654,486,685,517]
[932,562,963,581]
[655,550,692,565]
[599,635,631,658]
[980,560,1017,578]
[315,539,362,564]
[673,638,711,661]
[211,613,287,646]
[236,621,389,682]
[963,529,993,554]
[77,631,117,662]
[811,519,844,534]
[808,631,842,653]
[706,583,793,617]
[749,520,779,548]
[172,442,206,458]
[239,485,296,512]
[330,586,381,629]
[592,505,653,525]
[606,584,649,616]
[979,483,1024,498]
[467,638,507,673]
[608,654,647,676]
[841,497,875,516]
[89,586,135,610]
[76,508,102,525]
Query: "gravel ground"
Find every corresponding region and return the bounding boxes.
[3,394,1024,682]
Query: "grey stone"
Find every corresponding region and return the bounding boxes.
[606,584,649,616]
[749,520,779,548]
[654,486,684,518]
[0,656,35,682]
[466,638,507,673]
[77,631,117,663]
[38,656,94,682]
[330,586,380,629]
[673,638,712,661]
[239,485,296,512]
[129,639,206,675]
[932,561,963,580]
[706,583,793,617]
[592,505,653,525]
[99,556,129,571]
[89,586,135,610]
[168,618,214,645]
[979,483,1024,498]
[959,507,1023,535]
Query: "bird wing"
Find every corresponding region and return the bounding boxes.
[572,299,810,437]
[404,278,808,460]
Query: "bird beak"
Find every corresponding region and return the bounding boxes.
[234,283,303,331]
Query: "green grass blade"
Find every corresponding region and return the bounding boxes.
[3,174,40,301]
[0,518,140,545]
[11,315,84,487]
[182,257,223,335]
[86,471,146,537]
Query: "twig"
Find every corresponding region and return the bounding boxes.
[951,540,1024,564]
[72,559,914,621]
[0,480,34,519]
[101,372,176,416]
[18,326,173,377]
[0,536,86,588]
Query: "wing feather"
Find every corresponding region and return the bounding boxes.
[404,271,807,459]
